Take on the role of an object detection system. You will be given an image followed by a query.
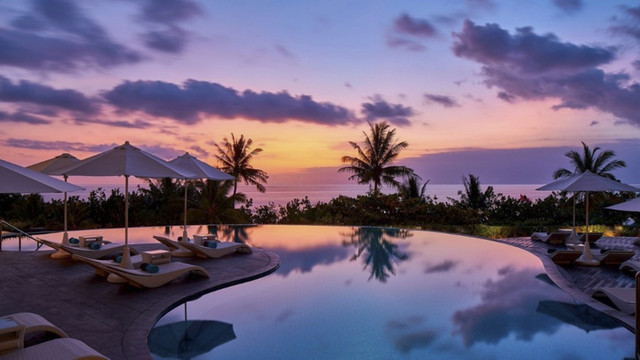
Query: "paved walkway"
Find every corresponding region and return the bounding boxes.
[0,244,280,359]
[496,236,638,330]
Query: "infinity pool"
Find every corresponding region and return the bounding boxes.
[135,225,632,360]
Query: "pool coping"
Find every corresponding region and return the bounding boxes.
[0,243,280,359]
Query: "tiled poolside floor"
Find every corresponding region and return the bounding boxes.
[0,244,280,359]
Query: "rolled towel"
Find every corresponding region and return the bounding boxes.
[88,242,102,250]
[140,263,159,273]
[69,237,80,245]
[202,241,218,248]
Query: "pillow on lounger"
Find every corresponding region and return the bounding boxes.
[69,237,80,245]
[88,242,102,250]
[202,241,218,248]
[114,255,123,263]
[141,263,159,273]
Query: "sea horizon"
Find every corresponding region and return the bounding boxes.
[40,182,551,207]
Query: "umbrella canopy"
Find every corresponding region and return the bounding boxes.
[148,320,236,359]
[169,153,234,241]
[170,153,234,181]
[537,171,638,265]
[27,153,79,175]
[536,171,639,192]
[0,159,83,194]
[606,197,640,213]
[28,153,80,245]
[60,141,194,268]
[536,300,622,333]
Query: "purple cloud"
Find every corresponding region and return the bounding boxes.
[74,117,152,129]
[361,97,415,126]
[0,0,142,72]
[138,0,203,24]
[141,27,188,53]
[3,138,114,153]
[0,75,98,114]
[553,0,583,14]
[103,79,357,126]
[0,111,50,125]
[424,94,460,108]
[610,6,640,41]
[136,0,203,54]
[393,14,438,38]
[452,20,640,126]
[386,37,426,51]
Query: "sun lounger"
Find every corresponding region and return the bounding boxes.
[3,312,68,342]
[71,254,209,288]
[152,235,194,257]
[578,232,603,244]
[548,250,583,265]
[619,259,640,273]
[531,231,571,245]
[36,237,137,260]
[596,250,636,265]
[0,338,108,360]
[177,241,252,259]
[591,287,636,315]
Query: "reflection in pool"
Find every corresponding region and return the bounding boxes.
[32,225,635,359]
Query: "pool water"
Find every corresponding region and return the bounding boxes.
[143,225,634,360]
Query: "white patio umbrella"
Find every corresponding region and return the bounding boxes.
[0,159,83,194]
[606,198,640,213]
[28,153,80,246]
[60,142,195,268]
[169,153,234,243]
[0,158,83,251]
[537,172,583,243]
[537,171,639,265]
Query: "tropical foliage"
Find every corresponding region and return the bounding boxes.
[339,121,417,193]
[553,141,626,180]
[215,133,269,196]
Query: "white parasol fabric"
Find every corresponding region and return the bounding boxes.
[28,153,80,246]
[537,171,639,265]
[606,198,640,213]
[0,158,83,194]
[60,141,194,268]
[170,153,234,242]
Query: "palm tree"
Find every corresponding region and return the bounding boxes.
[215,133,269,196]
[458,174,495,210]
[339,121,417,193]
[190,180,247,224]
[396,176,429,201]
[553,141,626,180]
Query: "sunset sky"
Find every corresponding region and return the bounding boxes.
[1,0,640,186]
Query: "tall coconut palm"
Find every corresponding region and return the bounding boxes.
[553,141,626,180]
[339,121,417,193]
[214,133,269,196]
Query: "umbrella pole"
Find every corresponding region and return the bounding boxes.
[120,175,133,269]
[567,193,579,243]
[52,176,71,259]
[576,192,599,266]
[183,181,189,241]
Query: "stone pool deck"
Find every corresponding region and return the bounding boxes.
[0,243,280,359]
[496,235,638,330]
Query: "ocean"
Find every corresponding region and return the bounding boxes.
[41,182,549,207]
